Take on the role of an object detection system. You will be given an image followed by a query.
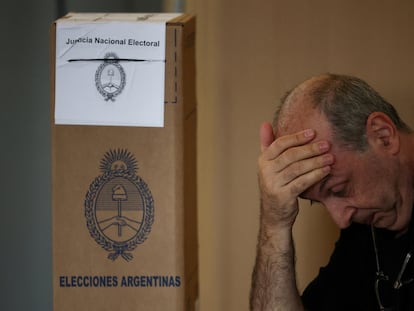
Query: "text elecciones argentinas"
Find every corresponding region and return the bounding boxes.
[59,275,181,288]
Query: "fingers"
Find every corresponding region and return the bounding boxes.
[280,152,333,186]
[261,129,317,161]
[257,125,334,226]
[283,160,332,197]
[260,129,331,173]
[273,140,331,174]
[260,122,275,152]
[259,150,333,199]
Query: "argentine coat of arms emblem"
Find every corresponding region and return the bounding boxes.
[85,149,154,261]
[95,52,126,101]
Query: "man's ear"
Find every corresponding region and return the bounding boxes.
[366,112,399,154]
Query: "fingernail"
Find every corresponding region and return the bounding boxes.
[304,129,315,138]
[318,141,329,151]
[322,154,334,165]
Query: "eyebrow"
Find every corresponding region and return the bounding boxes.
[298,174,331,202]
[319,174,332,196]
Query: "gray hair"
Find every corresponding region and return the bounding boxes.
[275,74,411,150]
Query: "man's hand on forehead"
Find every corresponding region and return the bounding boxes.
[258,123,334,227]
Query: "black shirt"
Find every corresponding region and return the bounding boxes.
[301,223,414,310]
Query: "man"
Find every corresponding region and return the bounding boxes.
[250,74,414,310]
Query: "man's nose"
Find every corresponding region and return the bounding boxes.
[323,201,356,229]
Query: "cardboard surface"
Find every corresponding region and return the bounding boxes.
[51,13,198,311]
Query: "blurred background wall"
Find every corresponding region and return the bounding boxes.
[2,1,414,310]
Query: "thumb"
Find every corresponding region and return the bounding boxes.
[260,122,275,152]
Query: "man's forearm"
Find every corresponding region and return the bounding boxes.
[250,224,304,311]
[251,124,330,310]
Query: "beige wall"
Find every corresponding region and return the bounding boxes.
[186,1,414,310]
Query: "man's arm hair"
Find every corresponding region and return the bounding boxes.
[250,217,304,311]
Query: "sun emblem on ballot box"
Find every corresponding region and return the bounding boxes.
[85,149,154,261]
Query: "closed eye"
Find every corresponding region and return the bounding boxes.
[330,186,348,198]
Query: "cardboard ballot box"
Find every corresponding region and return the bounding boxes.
[51,13,198,311]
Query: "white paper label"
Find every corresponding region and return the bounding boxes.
[55,13,181,127]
